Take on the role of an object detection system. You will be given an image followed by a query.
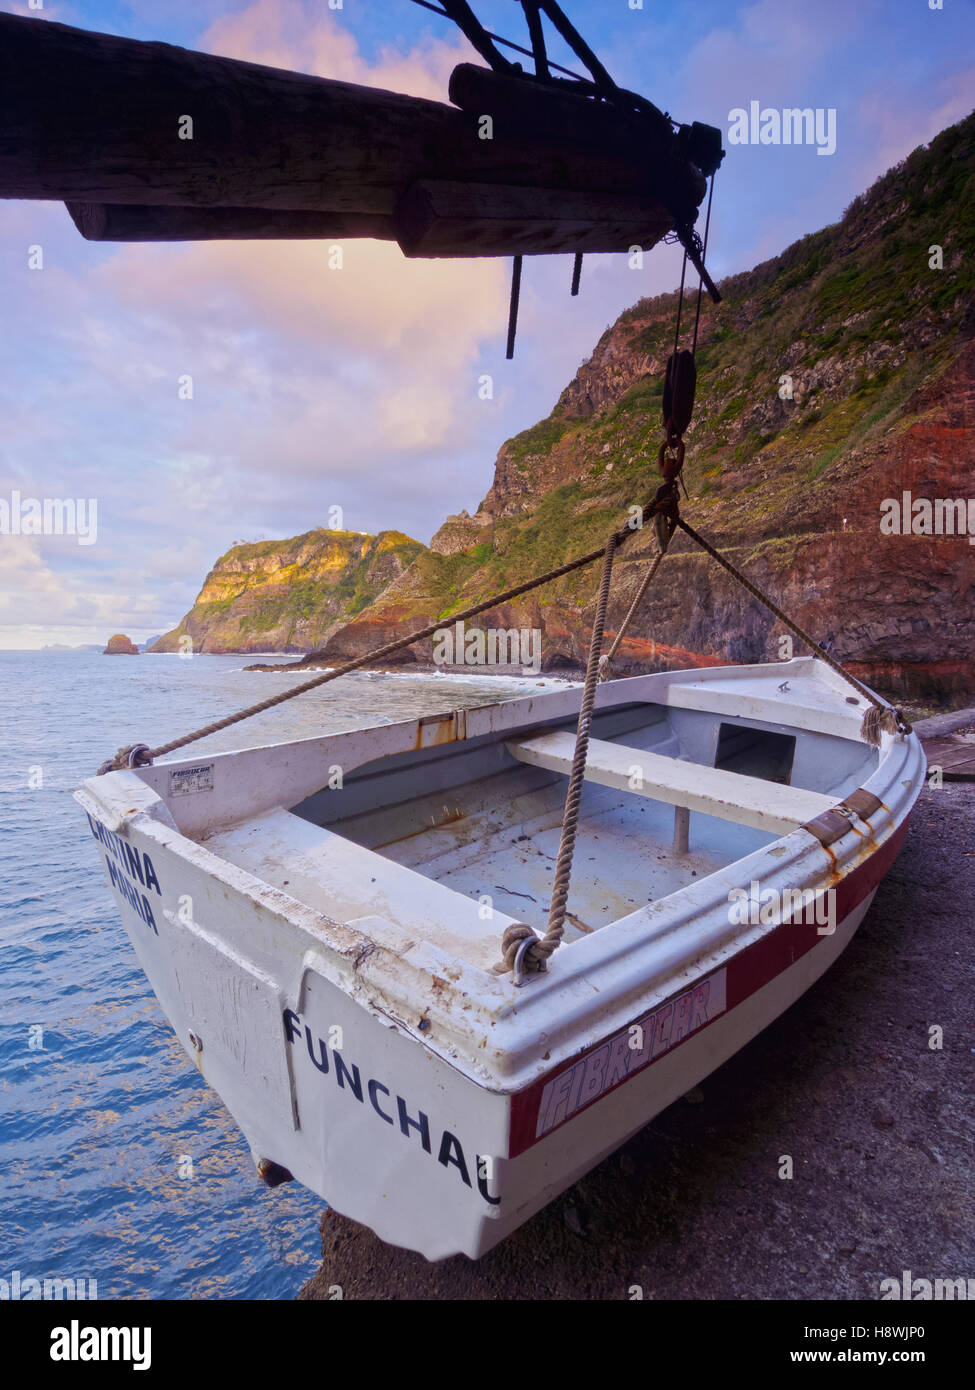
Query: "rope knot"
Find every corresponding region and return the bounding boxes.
[860,706,912,746]
[96,743,153,776]
[492,923,549,984]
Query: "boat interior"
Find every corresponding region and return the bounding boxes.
[204,700,880,947]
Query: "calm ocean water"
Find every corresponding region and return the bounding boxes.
[0,650,565,1299]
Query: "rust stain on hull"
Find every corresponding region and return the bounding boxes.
[414,709,468,749]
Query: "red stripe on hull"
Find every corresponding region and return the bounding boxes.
[508,817,910,1158]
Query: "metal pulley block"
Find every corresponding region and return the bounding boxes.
[662,348,697,443]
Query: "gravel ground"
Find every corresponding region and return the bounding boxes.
[299,779,974,1302]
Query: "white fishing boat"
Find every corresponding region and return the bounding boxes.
[75,656,922,1260]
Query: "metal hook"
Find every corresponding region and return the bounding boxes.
[512,935,546,986]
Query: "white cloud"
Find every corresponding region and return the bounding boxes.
[0,535,168,646]
[675,0,869,119]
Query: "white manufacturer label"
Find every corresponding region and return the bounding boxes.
[534,968,728,1139]
[169,764,214,796]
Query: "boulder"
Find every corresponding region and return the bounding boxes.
[103,633,139,655]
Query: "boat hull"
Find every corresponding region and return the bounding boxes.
[279,866,890,1259]
[76,661,922,1260]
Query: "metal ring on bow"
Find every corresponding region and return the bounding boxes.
[511,936,546,987]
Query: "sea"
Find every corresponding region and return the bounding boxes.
[0,650,569,1300]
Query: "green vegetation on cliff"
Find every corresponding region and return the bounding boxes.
[151,528,425,654]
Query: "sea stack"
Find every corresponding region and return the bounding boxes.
[103,633,139,655]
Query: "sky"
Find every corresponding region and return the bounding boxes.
[1,0,973,647]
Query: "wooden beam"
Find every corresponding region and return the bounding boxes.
[395,180,674,257]
[448,62,669,148]
[0,15,705,230]
[0,13,469,213]
[65,203,396,243]
[447,63,704,221]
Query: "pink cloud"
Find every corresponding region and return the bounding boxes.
[202,0,472,100]
[71,2,509,488]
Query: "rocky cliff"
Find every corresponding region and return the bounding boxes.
[291,112,975,701]
[150,528,425,654]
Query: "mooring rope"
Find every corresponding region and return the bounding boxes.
[598,523,673,681]
[675,518,912,742]
[494,530,619,979]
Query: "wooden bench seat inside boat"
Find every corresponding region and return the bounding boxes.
[204,808,508,969]
[506,732,836,836]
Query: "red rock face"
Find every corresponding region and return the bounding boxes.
[316,599,427,665]
[805,340,975,698]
